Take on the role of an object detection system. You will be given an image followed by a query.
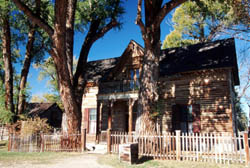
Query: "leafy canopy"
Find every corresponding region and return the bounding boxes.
[75,0,124,32]
[162,0,250,48]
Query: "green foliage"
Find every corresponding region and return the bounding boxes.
[34,57,58,93]
[162,0,250,49]
[235,93,248,131]
[21,117,51,136]
[75,0,125,32]
[0,107,14,124]
[0,81,13,123]
[151,100,165,120]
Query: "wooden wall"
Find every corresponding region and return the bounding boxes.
[159,68,235,133]
[81,86,98,130]
[82,69,236,134]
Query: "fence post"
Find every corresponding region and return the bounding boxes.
[244,132,250,166]
[40,133,44,152]
[81,128,86,152]
[8,133,12,152]
[175,130,181,161]
[107,129,111,154]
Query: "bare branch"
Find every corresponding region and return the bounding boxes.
[155,0,187,28]
[135,0,146,40]
[12,0,54,37]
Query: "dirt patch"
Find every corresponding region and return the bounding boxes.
[0,154,112,168]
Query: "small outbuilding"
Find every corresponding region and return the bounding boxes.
[27,103,63,128]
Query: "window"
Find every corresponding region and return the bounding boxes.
[172,104,200,133]
[84,108,97,134]
[89,109,97,121]
[129,69,140,90]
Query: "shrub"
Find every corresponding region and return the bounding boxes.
[21,117,51,136]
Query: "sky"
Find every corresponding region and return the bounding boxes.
[17,1,249,114]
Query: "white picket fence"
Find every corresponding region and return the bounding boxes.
[108,131,250,165]
[0,125,8,141]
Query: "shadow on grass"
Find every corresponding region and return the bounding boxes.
[0,141,7,150]
[136,156,154,164]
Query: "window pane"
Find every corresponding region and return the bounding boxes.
[89,108,96,121]
[187,105,193,121]
[188,122,193,133]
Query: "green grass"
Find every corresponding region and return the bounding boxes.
[0,140,81,167]
[98,154,246,168]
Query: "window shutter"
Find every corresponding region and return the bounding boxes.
[84,108,89,133]
[192,104,201,133]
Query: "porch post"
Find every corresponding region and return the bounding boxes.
[96,101,102,143]
[128,99,135,135]
[108,100,114,129]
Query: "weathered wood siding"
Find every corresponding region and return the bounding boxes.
[101,101,127,131]
[81,86,98,130]
[159,69,235,133]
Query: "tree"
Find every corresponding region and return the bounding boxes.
[162,0,250,48]
[0,80,14,124]
[135,0,187,134]
[16,0,49,115]
[235,97,248,132]
[0,0,14,114]
[12,0,124,134]
[0,0,49,120]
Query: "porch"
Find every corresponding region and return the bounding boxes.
[96,92,138,143]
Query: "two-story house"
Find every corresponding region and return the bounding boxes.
[81,38,239,142]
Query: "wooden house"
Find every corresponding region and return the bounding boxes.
[27,103,63,128]
[81,38,239,141]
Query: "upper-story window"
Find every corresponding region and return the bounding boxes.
[129,69,140,90]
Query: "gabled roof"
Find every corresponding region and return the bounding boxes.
[27,103,61,117]
[84,40,144,83]
[84,57,119,83]
[160,38,239,85]
[101,40,144,81]
[83,38,239,85]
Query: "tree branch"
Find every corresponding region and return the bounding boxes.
[93,19,118,42]
[12,0,54,37]
[155,0,187,28]
[135,0,145,33]
[135,0,150,45]
[73,19,119,88]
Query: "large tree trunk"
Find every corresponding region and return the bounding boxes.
[66,0,77,85]
[135,0,187,134]
[51,0,81,134]
[17,26,36,115]
[2,12,14,114]
[136,48,160,135]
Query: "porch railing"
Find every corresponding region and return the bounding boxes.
[99,80,139,94]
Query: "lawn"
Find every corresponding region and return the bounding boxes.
[98,154,247,168]
[0,140,247,168]
[0,141,80,167]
